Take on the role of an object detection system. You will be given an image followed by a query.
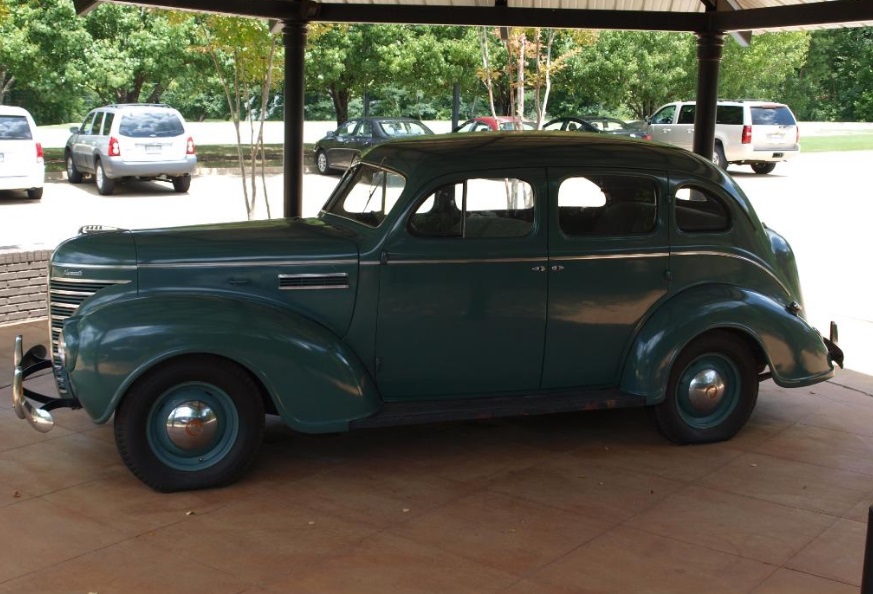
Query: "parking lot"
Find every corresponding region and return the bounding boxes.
[1,147,872,593]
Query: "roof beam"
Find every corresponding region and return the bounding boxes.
[709,1,873,31]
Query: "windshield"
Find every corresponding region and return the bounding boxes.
[119,111,185,138]
[322,164,406,228]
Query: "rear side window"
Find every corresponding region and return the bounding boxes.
[0,116,33,140]
[677,106,695,124]
[558,175,657,236]
[102,112,115,136]
[716,106,743,125]
[751,106,796,126]
[119,111,185,138]
[89,113,103,135]
[675,186,730,233]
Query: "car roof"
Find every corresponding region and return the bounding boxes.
[361,132,724,182]
[0,105,34,118]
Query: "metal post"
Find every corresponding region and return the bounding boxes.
[452,82,461,131]
[282,18,308,219]
[863,505,873,593]
[692,31,724,160]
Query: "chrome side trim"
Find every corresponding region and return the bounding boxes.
[53,263,136,271]
[50,276,132,284]
[279,272,349,290]
[139,259,357,269]
[553,252,668,262]
[386,257,546,265]
[671,250,791,296]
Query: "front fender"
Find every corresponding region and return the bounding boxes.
[620,284,834,403]
[64,294,382,432]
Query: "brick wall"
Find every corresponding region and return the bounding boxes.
[0,251,51,325]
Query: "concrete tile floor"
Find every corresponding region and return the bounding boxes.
[0,320,870,593]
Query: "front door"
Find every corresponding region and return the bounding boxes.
[542,169,671,389]
[375,170,548,399]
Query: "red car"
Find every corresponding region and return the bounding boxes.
[454,116,536,132]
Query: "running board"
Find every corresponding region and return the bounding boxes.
[350,389,645,430]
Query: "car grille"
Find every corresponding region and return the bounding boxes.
[49,277,125,393]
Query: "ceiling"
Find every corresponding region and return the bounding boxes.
[75,0,873,33]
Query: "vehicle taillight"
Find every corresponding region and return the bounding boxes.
[35,142,44,163]
[108,137,121,157]
[186,137,196,155]
[795,128,800,144]
[741,125,752,144]
[642,133,652,141]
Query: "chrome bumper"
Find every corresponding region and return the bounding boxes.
[12,335,79,433]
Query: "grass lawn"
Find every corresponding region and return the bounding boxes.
[799,133,873,152]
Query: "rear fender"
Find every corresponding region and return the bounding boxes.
[64,294,381,432]
[620,284,834,403]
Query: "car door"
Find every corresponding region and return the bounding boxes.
[71,112,101,172]
[542,169,671,389]
[326,119,361,169]
[375,169,548,399]
[647,104,679,146]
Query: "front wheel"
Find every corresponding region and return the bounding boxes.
[66,152,83,184]
[114,356,265,492]
[751,162,776,175]
[653,331,758,444]
[315,150,331,175]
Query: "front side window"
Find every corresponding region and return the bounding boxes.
[558,175,657,236]
[336,120,358,136]
[651,105,676,125]
[0,116,32,140]
[409,177,534,238]
[79,112,97,135]
[675,185,731,233]
[323,164,406,228]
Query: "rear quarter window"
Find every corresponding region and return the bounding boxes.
[0,116,32,140]
[751,106,796,126]
[716,106,743,125]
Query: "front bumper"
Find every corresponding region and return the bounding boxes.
[12,335,80,433]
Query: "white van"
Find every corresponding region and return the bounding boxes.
[0,106,45,199]
[645,100,800,174]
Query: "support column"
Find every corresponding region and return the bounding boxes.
[692,31,725,161]
[283,18,308,219]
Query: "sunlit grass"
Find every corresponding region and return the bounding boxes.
[800,133,873,152]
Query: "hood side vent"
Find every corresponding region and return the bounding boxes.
[279,273,349,290]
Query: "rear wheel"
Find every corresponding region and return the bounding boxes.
[751,162,776,175]
[653,331,758,444]
[172,175,192,193]
[712,144,727,170]
[95,160,115,195]
[114,356,265,492]
[65,152,83,184]
[26,187,43,200]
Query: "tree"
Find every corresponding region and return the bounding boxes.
[719,32,810,102]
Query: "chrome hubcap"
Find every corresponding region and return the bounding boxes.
[687,368,726,412]
[165,400,219,451]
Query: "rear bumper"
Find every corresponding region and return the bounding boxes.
[0,170,44,190]
[11,335,80,433]
[728,146,800,164]
[101,156,197,179]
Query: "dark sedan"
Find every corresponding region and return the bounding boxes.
[314,117,433,174]
[544,116,651,139]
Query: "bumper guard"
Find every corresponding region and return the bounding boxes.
[12,335,80,433]
[823,321,845,370]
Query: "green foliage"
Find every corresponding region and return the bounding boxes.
[719,32,809,101]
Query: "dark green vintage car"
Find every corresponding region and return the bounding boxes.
[13,133,843,492]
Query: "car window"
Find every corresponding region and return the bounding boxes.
[102,112,115,136]
[337,120,358,136]
[677,105,695,125]
[558,175,657,236]
[358,121,373,138]
[716,106,743,125]
[409,177,534,238]
[379,120,430,137]
[79,112,97,135]
[0,116,33,140]
[455,121,476,133]
[751,106,796,126]
[498,121,535,130]
[89,112,104,135]
[675,185,730,233]
[650,105,675,125]
[323,164,405,228]
[543,120,564,131]
[118,111,185,138]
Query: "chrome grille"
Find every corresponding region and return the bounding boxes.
[49,277,125,393]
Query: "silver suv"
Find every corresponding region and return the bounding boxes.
[65,103,197,195]
[645,100,800,174]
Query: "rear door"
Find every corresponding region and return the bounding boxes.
[750,105,798,152]
[0,114,36,182]
[71,111,102,172]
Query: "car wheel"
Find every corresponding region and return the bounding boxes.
[653,331,758,444]
[114,356,265,492]
[172,175,192,193]
[26,187,43,200]
[65,152,83,184]
[95,160,116,196]
[315,150,331,175]
[751,162,776,175]
[712,144,727,170]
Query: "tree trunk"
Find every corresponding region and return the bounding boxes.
[331,85,350,125]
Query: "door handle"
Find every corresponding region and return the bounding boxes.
[531,265,547,272]
[551,265,564,272]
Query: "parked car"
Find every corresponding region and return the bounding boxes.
[314,117,433,174]
[0,106,44,200]
[65,103,197,195]
[13,133,842,492]
[544,116,651,139]
[454,116,536,132]
[644,100,800,174]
